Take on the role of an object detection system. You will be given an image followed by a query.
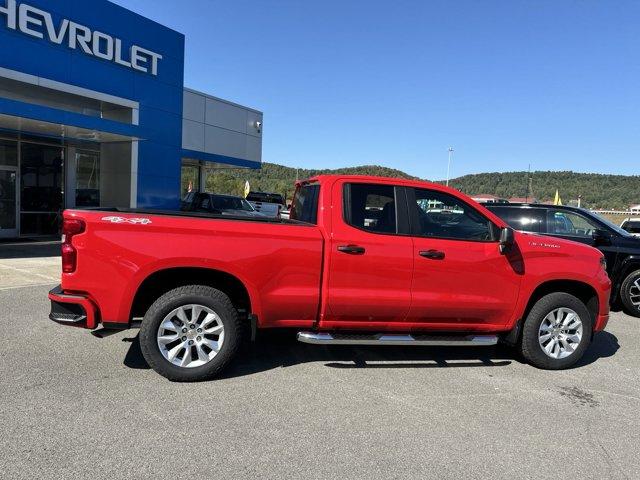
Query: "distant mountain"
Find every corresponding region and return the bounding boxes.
[446,171,640,210]
[203,163,640,210]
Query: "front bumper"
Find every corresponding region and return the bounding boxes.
[48,285,99,329]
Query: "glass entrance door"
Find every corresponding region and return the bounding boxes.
[20,142,64,236]
[0,168,18,237]
[0,139,18,237]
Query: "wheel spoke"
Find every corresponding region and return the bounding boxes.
[176,307,188,325]
[201,313,219,328]
[204,324,223,335]
[202,337,221,353]
[539,333,553,343]
[196,344,210,362]
[540,322,553,332]
[561,312,575,328]
[559,337,575,353]
[564,333,580,344]
[158,333,179,345]
[191,305,203,324]
[545,339,556,355]
[167,343,184,362]
[160,318,179,333]
[179,346,192,367]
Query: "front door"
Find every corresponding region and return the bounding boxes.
[0,167,18,238]
[407,187,522,329]
[321,180,414,329]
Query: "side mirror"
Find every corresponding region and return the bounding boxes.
[592,229,612,246]
[499,227,515,254]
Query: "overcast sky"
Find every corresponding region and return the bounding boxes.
[113,0,640,179]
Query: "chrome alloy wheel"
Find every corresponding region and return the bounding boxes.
[538,307,583,360]
[630,279,640,308]
[156,304,224,368]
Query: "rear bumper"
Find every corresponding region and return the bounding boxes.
[48,285,100,329]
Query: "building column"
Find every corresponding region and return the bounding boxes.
[65,146,77,209]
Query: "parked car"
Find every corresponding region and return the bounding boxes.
[246,191,285,218]
[50,175,610,381]
[486,203,640,317]
[620,218,640,238]
[181,192,264,217]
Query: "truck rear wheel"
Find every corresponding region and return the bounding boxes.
[139,285,242,381]
[520,292,592,370]
[620,269,640,318]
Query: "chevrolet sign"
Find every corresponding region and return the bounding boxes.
[0,0,163,75]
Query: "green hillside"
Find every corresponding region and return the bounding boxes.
[447,171,640,210]
[198,163,640,210]
[204,162,416,201]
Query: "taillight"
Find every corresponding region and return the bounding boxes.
[62,218,85,273]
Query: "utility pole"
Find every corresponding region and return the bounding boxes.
[446,147,454,186]
[525,164,531,202]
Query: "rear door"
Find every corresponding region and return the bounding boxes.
[407,187,521,328]
[321,180,413,327]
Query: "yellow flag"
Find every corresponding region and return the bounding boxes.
[554,189,563,206]
[243,180,250,198]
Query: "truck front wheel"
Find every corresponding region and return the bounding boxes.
[620,269,640,318]
[520,292,592,370]
[139,285,242,381]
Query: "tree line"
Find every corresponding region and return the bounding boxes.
[202,163,639,210]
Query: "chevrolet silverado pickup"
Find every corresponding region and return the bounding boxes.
[49,175,611,381]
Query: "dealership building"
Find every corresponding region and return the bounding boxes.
[0,0,262,237]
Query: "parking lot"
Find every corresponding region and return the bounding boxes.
[1,247,639,480]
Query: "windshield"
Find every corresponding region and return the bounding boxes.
[211,196,255,212]
[622,222,640,234]
[588,210,632,237]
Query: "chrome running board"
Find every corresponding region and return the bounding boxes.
[296,332,498,346]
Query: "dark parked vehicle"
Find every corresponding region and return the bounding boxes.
[486,203,640,317]
[181,193,264,217]
[246,191,285,218]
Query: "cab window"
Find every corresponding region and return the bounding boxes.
[547,210,599,237]
[489,206,545,233]
[412,189,493,241]
[344,183,397,234]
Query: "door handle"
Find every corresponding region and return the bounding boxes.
[419,249,445,260]
[338,244,366,255]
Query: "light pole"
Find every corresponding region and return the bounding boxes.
[446,147,454,186]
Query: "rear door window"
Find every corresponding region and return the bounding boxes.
[488,206,545,233]
[344,183,398,234]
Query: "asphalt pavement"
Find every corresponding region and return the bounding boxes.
[0,253,638,479]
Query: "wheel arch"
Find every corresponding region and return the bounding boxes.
[129,267,255,321]
[522,280,599,332]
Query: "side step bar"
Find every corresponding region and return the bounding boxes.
[297,332,498,346]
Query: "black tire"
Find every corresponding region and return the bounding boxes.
[620,270,640,318]
[520,292,592,370]
[139,285,242,381]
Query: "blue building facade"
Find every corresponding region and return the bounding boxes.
[0,0,262,237]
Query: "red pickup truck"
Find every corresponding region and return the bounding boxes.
[49,175,611,381]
